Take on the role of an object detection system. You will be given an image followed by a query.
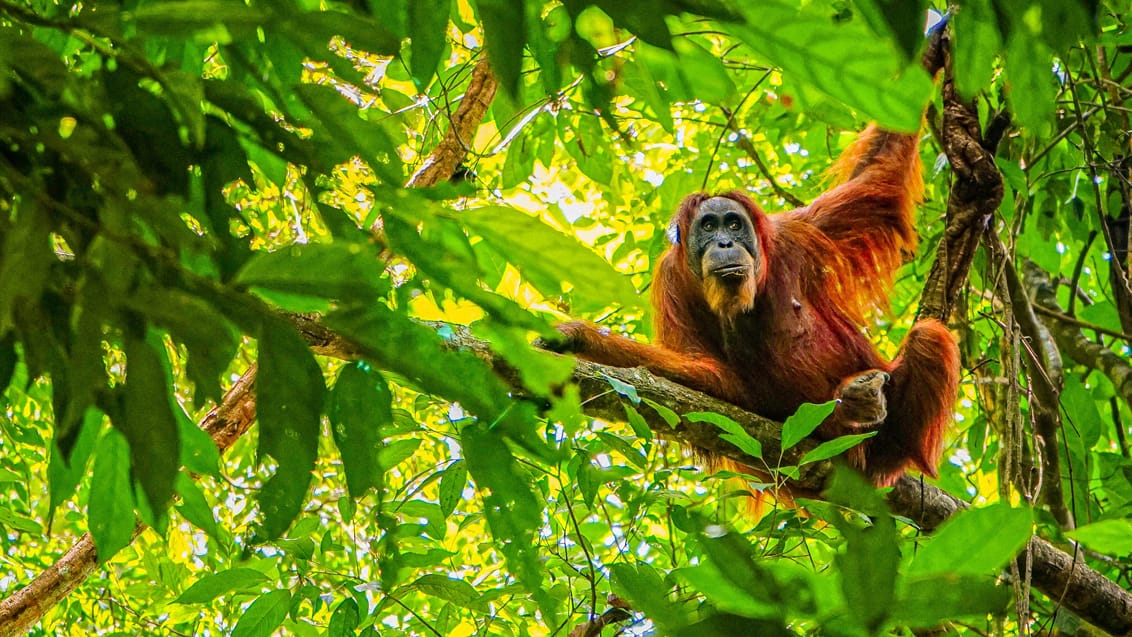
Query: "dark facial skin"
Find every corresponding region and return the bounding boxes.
[685,196,758,284]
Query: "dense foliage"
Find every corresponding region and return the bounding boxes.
[1,0,1131,635]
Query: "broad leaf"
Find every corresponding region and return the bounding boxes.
[461,206,640,312]
[686,411,763,460]
[892,574,1012,627]
[438,460,468,519]
[88,430,135,561]
[1067,519,1132,556]
[462,424,557,623]
[174,568,271,604]
[798,432,877,465]
[951,0,1001,98]
[908,503,1032,577]
[610,563,685,631]
[121,335,182,515]
[477,0,525,98]
[780,401,836,451]
[256,319,325,539]
[328,598,361,637]
[329,364,392,499]
[236,242,385,303]
[731,2,932,131]
[408,0,451,88]
[231,589,291,637]
[411,573,487,611]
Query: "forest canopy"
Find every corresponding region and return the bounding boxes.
[2,1,1132,636]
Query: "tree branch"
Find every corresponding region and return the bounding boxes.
[301,316,1132,636]
[994,243,1072,529]
[1,51,503,635]
[405,57,498,189]
[0,368,258,637]
[1024,261,1132,407]
[917,40,1005,323]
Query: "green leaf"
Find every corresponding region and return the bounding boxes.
[477,0,526,98]
[462,423,557,622]
[328,598,361,637]
[780,401,836,451]
[824,463,890,516]
[0,331,16,394]
[174,568,271,604]
[378,438,423,469]
[298,84,403,184]
[673,39,735,104]
[600,373,641,404]
[88,429,136,561]
[0,506,41,534]
[256,319,325,539]
[686,412,763,460]
[175,473,224,546]
[283,10,401,57]
[408,0,451,88]
[132,2,266,37]
[576,457,600,508]
[384,214,549,332]
[676,563,777,619]
[474,321,574,394]
[201,118,255,279]
[696,533,782,611]
[326,305,517,431]
[231,589,291,637]
[438,460,467,519]
[236,242,384,303]
[624,52,675,132]
[48,409,102,513]
[411,573,487,611]
[1004,32,1054,133]
[951,0,1002,99]
[643,397,680,428]
[798,432,877,465]
[837,516,899,631]
[609,563,685,631]
[177,406,221,476]
[892,574,1012,627]
[130,288,238,405]
[104,66,192,196]
[0,177,51,336]
[460,206,640,311]
[624,404,653,442]
[501,133,537,187]
[908,503,1032,577]
[731,2,933,131]
[1067,519,1132,555]
[598,2,673,49]
[851,0,929,63]
[595,431,647,470]
[121,335,182,515]
[329,364,392,499]
[1062,376,1103,448]
[563,117,614,185]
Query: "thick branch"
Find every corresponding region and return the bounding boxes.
[9,314,1132,636]
[405,57,498,189]
[918,45,1004,323]
[297,316,1132,634]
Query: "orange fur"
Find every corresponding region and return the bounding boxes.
[560,124,959,487]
